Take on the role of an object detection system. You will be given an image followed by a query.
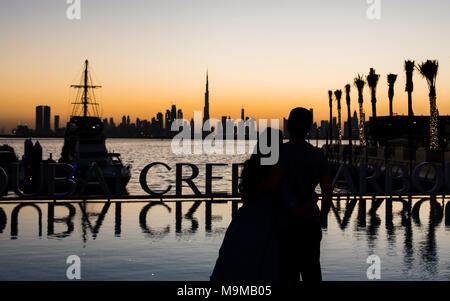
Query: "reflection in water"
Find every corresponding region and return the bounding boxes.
[367,197,382,252]
[139,202,171,238]
[79,202,111,242]
[412,197,443,277]
[357,198,366,228]
[11,203,42,239]
[331,196,358,230]
[329,196,446,277]
[402,196,414,275]
[184,201,200,234]
[115,202,121,237]
[0,197,449,280]
[446,201,450,227]
[47,202,76,238]
[0,207,6,233]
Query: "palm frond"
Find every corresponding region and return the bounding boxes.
[417,60,439,86]
[367,68,380,89]
[354,74,365,90]
[404,60,415,73]
[387,73,398,85]
[345,84,351,94]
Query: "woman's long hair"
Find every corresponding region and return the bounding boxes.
[239,127,283,202]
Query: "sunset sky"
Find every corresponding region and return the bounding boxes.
[1,0,450,132]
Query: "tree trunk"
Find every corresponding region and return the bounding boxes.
[429,93,439,150]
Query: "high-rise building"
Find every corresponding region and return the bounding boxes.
[35,105,51,135]
[171,105,177,122]
[177,109,183,119]
[35,106,43,133]
[157,112,163,133]
[221,116,227,138]
[54,115,60,132]
[43,106,50,133]
[332,117,337,139]
[165,109,171,133]
[241,107,245,121]
[203,71,210,123]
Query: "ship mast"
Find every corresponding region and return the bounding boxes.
[71,60,102,117]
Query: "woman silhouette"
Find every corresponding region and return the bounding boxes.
[210,127,283,281]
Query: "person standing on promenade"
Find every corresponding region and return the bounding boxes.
[258,107,333,281]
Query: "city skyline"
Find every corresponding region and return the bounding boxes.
[1,1,450,132]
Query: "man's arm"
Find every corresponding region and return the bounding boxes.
[255,165,285,196]
[319,175,332,224]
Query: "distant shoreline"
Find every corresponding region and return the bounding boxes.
[0,135,173,139]
[0,135,266,141]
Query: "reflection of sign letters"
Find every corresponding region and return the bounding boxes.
[0,198,448,241]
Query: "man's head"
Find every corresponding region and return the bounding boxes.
[287,107,313,138]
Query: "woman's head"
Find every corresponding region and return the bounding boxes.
[239,127,283,200]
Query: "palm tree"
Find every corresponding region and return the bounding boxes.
[328,90,333,144]
[366,68,380,118]
[387,74,398,116]
[334,90,343,144]
[354,74,366,146]
[345,84,352,146]
[404,60,415,117]
[418,60,439,150]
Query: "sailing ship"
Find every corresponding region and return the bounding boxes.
[59,60,131,193]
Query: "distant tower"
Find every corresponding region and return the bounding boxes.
[54,115,60,132]
[241,107,245,121]
[203,70,210,123]
[35,105,50,135]
[171,104,177,121]
[35,106,43,133]
[221,116,227,138]
[177,109,183,119]
[43,106,51,133]
[165,109,171,131]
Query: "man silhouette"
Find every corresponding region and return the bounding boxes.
[258,107,332,281]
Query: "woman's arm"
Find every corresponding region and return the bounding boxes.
[255,165,285,196]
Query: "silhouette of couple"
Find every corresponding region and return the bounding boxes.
[211,107,332,281]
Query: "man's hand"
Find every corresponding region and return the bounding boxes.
[291,192,319,217]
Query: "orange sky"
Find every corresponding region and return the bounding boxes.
[1,1,450,132]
